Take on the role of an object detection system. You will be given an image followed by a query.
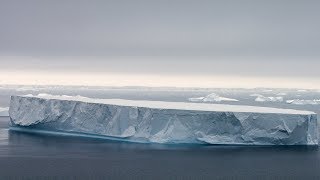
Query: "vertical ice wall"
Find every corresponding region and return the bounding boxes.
[9,95,318,145]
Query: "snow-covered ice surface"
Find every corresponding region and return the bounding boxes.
[9,94,318,145]
[0,107,9,116]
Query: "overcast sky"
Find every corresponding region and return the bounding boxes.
[0,0,319,88]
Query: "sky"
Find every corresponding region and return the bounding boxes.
[0,0,319,88]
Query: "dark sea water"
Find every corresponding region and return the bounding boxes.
[0,116,320,180]
[1,86,320,179]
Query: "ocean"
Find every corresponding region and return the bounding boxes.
[0,86,320,179]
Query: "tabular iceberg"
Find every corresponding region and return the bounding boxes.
[9,95,318,145]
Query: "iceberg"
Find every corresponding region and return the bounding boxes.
[251,94,283,102]
[255,96,283,102]
[9,95,318,145]
[276,92,287,96]
[286,99,320,105]
[189,93,238,102]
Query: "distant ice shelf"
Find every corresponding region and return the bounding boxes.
[9,94,318,145]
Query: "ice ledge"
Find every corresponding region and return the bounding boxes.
[9,95,318,145]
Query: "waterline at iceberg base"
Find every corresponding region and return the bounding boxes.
[9,95,318,145]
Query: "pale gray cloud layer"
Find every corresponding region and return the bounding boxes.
[0,0,319,82]
[1,0,319,56]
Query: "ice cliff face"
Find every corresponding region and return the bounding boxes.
[9,95,318,145]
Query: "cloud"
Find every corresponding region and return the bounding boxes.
[0,0,319,56]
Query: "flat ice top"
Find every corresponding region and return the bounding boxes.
[20,94,315,115]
